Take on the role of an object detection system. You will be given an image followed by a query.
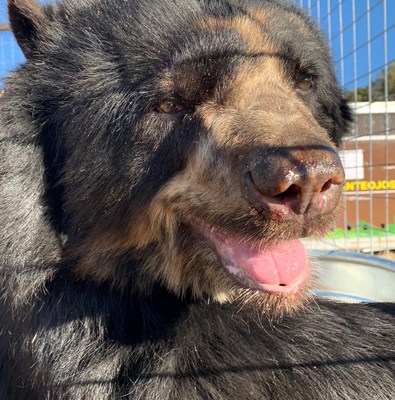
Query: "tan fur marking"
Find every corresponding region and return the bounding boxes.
[197,58,290,147]
[204,13,276,54]
[73,135,245,302]
[157,70,175,92]
[199,54,329,150]
[246,9,270,25]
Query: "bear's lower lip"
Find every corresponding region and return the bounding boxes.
[193,221,309,294]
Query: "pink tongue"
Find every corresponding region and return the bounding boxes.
[215,238,307,288]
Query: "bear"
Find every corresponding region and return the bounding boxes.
[0,0,394,398]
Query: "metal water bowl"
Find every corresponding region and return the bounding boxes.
[311,250,395,303]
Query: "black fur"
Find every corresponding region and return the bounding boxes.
[0,0,394,399]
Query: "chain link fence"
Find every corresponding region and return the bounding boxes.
[0,0,23,89]
[294,1,395,257]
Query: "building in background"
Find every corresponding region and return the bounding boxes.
[336,102,395,251]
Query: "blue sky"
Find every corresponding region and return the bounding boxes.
[1,0,395,91]
[297,0,395,91]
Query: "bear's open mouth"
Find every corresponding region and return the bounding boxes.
[194,221,309,294]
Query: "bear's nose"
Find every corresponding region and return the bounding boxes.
[243,145,345,221]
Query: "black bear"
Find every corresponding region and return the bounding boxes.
[0,0,394,398]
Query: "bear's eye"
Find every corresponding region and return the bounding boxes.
[153,101,185,114]
[295,75,315,94]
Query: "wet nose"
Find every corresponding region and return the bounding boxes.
[244,145,345,220]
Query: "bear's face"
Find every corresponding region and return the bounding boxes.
[9,0,351,316]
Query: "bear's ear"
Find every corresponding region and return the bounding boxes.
[8,0,47,58]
